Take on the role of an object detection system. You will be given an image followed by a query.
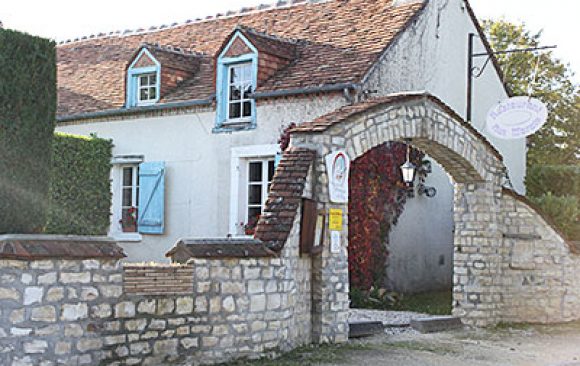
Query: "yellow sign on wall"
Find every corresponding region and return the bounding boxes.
[328,208,343,231]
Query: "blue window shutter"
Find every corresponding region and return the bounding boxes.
[138,161,165,234]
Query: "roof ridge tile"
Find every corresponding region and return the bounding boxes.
[58,0,332,46]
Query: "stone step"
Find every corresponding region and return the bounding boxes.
[348,321,384,338]
[410,316,463,333]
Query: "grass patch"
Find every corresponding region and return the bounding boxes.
[223,343,371,366]
[390,290,452,315]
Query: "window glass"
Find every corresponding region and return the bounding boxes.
[227,62,253,121]
[136,73,157,104]
[120,166,139,232]
[248,185,262,205]
[248,162,262,182]
[268,161,275,181]
[245,159,275,229]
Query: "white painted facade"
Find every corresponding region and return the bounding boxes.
[57,96,347,261]
[363,0,526,292]
[56,0,526,297]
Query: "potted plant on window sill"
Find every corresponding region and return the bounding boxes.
[120,207,138,233]
[243,215,260,236]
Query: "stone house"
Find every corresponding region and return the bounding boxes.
[55,0,525,291]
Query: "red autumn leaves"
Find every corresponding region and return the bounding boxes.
[348,142,423,291]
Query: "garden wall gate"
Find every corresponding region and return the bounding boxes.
[256,92,580,342]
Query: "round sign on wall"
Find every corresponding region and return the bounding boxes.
[486,96,548,140]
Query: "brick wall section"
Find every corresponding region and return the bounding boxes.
[254,147,315,251]
[123,264,194,295]
[223,37,253,58]
[160,67,194,97]
[258,52,292,86]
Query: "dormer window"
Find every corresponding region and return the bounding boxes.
[215,31,258,132]
[227,62,254,121]
[126,48,161,108]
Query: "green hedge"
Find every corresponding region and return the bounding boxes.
[529,194,579,240]
[526,165,580,198]
[45,133,112,235]
[0,29,56,233]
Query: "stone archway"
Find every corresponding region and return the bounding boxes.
[289,93,506,338]
[256,92,579,344]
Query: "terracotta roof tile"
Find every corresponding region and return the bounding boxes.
[0,236,125,260]
[254,147,316,251]
[57,0,426,117]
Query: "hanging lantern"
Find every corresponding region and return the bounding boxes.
[400,144,416,184]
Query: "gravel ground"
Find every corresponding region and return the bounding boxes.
[229,311,580,366]
[348,308,429,326]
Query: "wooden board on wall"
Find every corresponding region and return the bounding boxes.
[300,198,319,255]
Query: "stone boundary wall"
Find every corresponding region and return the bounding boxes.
[0,258,199,365]
[499,191,580,324]
[0,203,312,365]
[123,264,194,295]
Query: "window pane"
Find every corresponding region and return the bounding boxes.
[248,207,261,222]
[230,85,241,101]
[139,75,149,86]
[230,66,240,84]
[248,184,262,205]
[229,103,241,119]
[122,188,133,207]
[149,87,157,100]
[268,161,275,181]
[241,64,252,81]
[242,101,252,117]
[149,74,156,84]
[242,83,253,97]
[140,88,149,101]
[249,162,262,182]
[123,168,133,186]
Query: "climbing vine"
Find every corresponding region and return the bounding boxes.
[348,142,424,291]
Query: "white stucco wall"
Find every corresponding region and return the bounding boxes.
[363,0,526,191]
[365,0,526,292]
[56,95,346,262]
[386,158,454,293]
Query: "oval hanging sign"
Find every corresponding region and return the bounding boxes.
[486,96,548,140]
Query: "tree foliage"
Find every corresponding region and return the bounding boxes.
[0,29,56,233]
[483,20,579,166]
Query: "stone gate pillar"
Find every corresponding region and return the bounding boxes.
[310,148,350,344]
[452,181,504,327]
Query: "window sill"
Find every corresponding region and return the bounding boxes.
[213,121,256,134]
[112,232,143,242]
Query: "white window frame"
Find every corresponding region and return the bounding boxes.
[136,73,158,106]
[229,144,280,237]
[225,62,254,123]
[246,158,275,223]
[111,156,143,242]
[120,165,140,225]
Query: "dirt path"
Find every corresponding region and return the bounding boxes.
[229,321,580,366]
[330,322,580,366]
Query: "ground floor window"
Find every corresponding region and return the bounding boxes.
[120,165,139,232]
[245,159,275,233]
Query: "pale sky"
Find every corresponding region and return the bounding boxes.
[1,0,578,80]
